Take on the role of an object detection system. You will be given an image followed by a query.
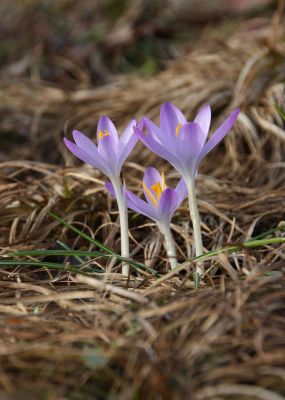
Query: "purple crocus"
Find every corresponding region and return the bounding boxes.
[135,102,240,181]
[135,103,240,275]
[64,116,138,276]
[106,167,188,270]
[64,116,137,181]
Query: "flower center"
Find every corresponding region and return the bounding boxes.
[143,173,166,207]
[98,130,110,140]
[175,123,183,137]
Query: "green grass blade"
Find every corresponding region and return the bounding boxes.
[9,249,104,258]
[56,240,86,264]
[0,260,101,274]
[9,250,157,275]
[241,237,285,247]
[252,224,285,240]
[273,103,285,121]
[190,236,285,264]
[48,211,156,274]
[48,211,115,255]
[2,237,283,279]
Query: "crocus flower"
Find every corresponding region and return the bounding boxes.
[106,167,188,270]
[64,116,138,276]
[135,102,240,182]
[135,103,240,275]
[64,116,137,182]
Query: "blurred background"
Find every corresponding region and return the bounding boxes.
[0,0,280,166]
[0,0,274,83]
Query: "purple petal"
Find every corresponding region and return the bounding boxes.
[194,104,211,140]
[105,181,115,197]
[97,135,120,177]
[198,108,240,163]
[176,122,205,174]
[72,130,107,166]
[117,120,138,169]
[105,180,126,202]
[72,130,97,153]
[160,102,187,146]
[97,115,118,144]
[143,166,162,186]
[135,126,183,171]
[143,167,162,204]
[64,138,110,176]
[142,117,163,142]
[175,178,188,206]
[126,190,158,221]
[119,119,137,146]
[157,188,179,222]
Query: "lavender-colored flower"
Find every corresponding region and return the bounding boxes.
[106,167,188,270]
[64,116,138,276]
[135,102,240,275]
[64,116,137,181]
[135,102,240,180]
[106,167,187,225]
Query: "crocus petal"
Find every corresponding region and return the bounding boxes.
[105,180,126,202]
[105,181,115,197]
[160,102,187,146]
[142,117,161,142]
[72,130,96,152]
[175,178,188,206]
[143,166,162,187]
[143,167,162,204]
[126,190,158,221]
[97,115,118,144]
[198,108,240,164]
[72,130,105,164]
[64,138,110,176]
[135,126,184,171]
[157,188,179,222]
[117,120,138,169]
[194,104,211,140]
[176,122,206,176]
[119,119,137,146]
[97,135,120,177]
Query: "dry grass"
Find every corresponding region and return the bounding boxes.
[0,7,285,400]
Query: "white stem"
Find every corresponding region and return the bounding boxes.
[158,223,178,270]
[186,176,204,275]
[112,179,129,276]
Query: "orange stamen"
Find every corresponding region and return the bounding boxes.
[98,130,110,140]
[143,183,158,207]
[175,123,183,137]
[151,181,163,200]
[143,172,167,207]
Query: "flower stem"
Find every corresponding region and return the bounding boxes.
[112,179,129,276]
[158,223,178,270]
[186,177,204,275]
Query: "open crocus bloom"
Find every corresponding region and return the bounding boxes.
[64,115,138,276]
[135,102,240,273]
[135,102,240,180]
[106,167,188,226]
[64,116,137,181]
[106,167,188,270]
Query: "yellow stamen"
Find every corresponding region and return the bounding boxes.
[151,181,163,201]
[143,183,158,207]
[98,129,110,140]
[143,172,167,207]
[175,123,183,137]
